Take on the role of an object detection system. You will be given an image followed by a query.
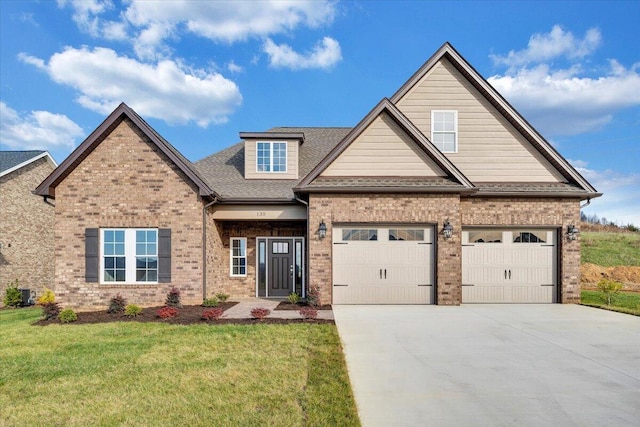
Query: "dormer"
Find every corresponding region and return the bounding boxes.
[240,132,304,180]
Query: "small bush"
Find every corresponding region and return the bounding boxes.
[59,308,78,323]
[287,292,301,304]
[306,284,321,307]
[165,287,182,308]
[250,307,270,320]
[41,302,61,320]
[215,292,230,302]
[124,304,143,317]
[107,293,127,314]
[202,296,219,307]
[299,306,318,320]
[156,306,178,319]
[202,307,225,321]
[597,278,623,305]
[4,281,22,307]
[37,288,56,305]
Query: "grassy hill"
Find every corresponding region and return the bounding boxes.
[580,231,640,267]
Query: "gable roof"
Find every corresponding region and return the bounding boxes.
[390,42,599,196]
[195,127,351,201]
[296,98,475,193]
[35,103,215,198]
[0,150,57,178]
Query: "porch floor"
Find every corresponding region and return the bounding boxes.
[224,298,334,320]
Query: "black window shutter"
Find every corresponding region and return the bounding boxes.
[85,228,99,282]
[158,228,171,283]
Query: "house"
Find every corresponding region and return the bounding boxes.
[1,150,57,301]
[35,43,600,309]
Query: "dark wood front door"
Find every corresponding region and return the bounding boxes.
[268,239,293,297]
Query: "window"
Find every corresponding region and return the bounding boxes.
[513,231,546,243]
[469,230,502,243]
[431,110,457,152]
[102,229,157,283]
[256,142,287,172]
[230,238,247,276]
[342,229,378,241]
[389,229,425,241]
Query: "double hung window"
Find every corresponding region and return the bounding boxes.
[102,229,158,283]
[230,238,247,276]
[257,142,287,172]
[431,110,458,152]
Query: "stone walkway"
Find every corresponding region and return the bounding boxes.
[223,298,334,320]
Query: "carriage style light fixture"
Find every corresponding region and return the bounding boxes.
[318,220,327,239]
[567,223,580,241]
[442,219,454,239]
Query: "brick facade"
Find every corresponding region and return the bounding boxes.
[205,218,305,298]
[460,197,581,303]
[308,193,461,305]
[0,157,55,302]
[53,118,205,310]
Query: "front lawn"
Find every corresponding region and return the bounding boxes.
[581,290,640,316]
[0,308,360,426]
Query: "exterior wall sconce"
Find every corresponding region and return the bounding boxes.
[442,219,453,239]
[318,220,327,239]
[567,223,580,241]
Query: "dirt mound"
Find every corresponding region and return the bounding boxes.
[581,263,640,292]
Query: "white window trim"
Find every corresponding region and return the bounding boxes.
[230,237,248,277]
[256,141,288,173]
[100,228,158,284]
[431,110,458,153]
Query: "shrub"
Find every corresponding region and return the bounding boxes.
[597,279,623,305]
[215,292,230,302]
[165,287,182,308]
[107,293,127,314]
[4,281,22,307]
[202,296,219,307]
[59,308,78,323]
[299,306,318,320]
[287,292,301,304]
[37,288,56,305]
[124,304,143,317]
[250,307,270,320]
[202,307,225,321]
[41,302,61,320]
[156,306,178,319]
[306,284,321,307]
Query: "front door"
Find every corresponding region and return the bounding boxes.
[268,239,294,297]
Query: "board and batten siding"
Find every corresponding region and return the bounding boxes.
[395,58,566,183]
[322,113,446,177]
[244,139,299,179]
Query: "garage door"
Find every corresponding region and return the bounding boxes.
[332,226,434,304]
[462,229,557,303]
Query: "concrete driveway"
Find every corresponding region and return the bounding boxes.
[333,304,640,427]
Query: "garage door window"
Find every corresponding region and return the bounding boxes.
[389,229,424,241]
[342,229,378,241]
[468,230,502,243]
[513,231,546,243]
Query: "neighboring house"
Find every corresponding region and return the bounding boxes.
[0,150,57,302]
[35,43,600,310]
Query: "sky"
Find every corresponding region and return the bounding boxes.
[1,0,639,225]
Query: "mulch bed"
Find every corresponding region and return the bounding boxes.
[274,302,332,311]
[32,303,333,326]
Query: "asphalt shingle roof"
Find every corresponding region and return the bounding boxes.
[0,150,45,174]
[195,127,351,200]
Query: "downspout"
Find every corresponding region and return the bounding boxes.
[202,197,218,300]
[294,194,309,299]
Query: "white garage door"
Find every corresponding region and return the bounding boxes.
[462,229,557,303]
[332,226,434,304]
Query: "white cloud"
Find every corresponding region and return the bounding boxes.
[20,47,242,127]
[487,26,640,136]
[57,0,115,38]
[571,159,640,226]
[491,25,601,70]
[227,61,243,73]
[0,102,83,150]
[263,37,342,70]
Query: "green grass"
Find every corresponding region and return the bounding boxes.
[0,308,360,427]
[581,231,640,267]
[581,290,640,316]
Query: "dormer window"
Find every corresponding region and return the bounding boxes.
[257,141,287,173]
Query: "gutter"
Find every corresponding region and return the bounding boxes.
[202,196,218,300]
[294,194,309,299]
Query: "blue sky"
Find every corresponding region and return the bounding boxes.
[1,1,639,225]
